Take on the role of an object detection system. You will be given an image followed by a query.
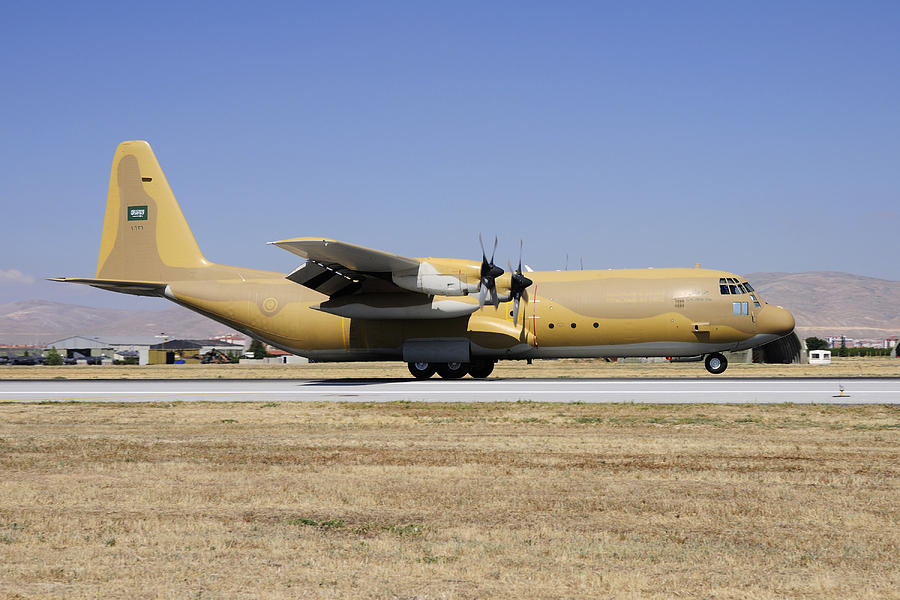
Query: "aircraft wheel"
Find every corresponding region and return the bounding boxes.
[705,352,728,375]
[467,360,495,379]
[436,362,468,379]
[408,361,436,379]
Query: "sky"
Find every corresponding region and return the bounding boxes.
[1,1,899,308]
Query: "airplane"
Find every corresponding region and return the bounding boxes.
[52,141,795,378]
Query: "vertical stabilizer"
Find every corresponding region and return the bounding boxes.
[96,141,210,282]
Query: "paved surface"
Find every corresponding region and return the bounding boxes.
[0,378,898,404]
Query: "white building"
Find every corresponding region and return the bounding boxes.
[809,350,831,365]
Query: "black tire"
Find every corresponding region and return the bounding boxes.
[705,352,728,375]
[467,359,495,379]
[436,361,468,379]
[408,361,436,379]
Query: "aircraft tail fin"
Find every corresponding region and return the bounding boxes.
[95,141,210,282]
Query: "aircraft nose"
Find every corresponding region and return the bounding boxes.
[758,305,795,337]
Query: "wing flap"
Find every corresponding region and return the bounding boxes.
[285,261,363,297]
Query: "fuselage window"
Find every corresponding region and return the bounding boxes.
[742,302,749,315]
[733,302,741,315]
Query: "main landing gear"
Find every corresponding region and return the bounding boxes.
[407,360,496,379]
[704,352,728,375]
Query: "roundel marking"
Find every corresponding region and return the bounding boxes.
[262,297,279,314]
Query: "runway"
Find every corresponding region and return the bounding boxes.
[1,378,898,404]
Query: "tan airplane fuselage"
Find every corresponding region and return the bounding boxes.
[161,265,793,362]
[54,141,795,368]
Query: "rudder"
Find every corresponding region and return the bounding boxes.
[96,141,210,282]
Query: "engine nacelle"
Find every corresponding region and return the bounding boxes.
[392,261,480,296]
[314,293,479,320]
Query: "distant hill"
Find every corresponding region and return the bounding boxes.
[2,271,898,345]
[0,299,242,345]
[745,272,900,341]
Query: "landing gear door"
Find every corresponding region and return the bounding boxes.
[402,339,471,363]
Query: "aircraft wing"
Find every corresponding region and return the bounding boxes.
[270,238,420,272]
[270,237,482,299]
[270,237,423,297]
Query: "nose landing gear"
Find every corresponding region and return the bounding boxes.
[704,352,728,374]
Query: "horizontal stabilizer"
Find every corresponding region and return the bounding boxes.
[47,277,167,297]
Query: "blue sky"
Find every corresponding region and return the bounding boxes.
[1,1,898,308]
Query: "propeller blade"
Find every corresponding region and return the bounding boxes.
[513,296,520,326]
[476,233,505,308]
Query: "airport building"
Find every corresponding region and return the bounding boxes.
[44,336,243,365]
[45,335,163,365]
[148,339,244,364]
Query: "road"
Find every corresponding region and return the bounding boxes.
[0,378,898,404]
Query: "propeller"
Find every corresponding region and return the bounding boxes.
[478,233,504,308]
[508,239,533,326]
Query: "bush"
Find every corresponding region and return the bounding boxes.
[805,337,829,351]
[45,347,63,366]
[247,339,269,359]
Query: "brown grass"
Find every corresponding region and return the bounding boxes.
[1,402,898,599]
[3,356,900,380]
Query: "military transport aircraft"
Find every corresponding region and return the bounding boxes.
[53,141,795,378]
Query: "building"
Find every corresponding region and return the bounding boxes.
[809,350,831,365]
[45,336,163,365]
[44,336,244,365]
[148,339,244,364]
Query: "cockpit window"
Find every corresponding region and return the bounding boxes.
[719,278,759,297]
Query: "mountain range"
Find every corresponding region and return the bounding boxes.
[744,271,900,341]
[0,299,241,345]
[1,272,898,345]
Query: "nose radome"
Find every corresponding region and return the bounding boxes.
[758,305,795,337]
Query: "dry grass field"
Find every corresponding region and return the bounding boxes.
[1,401,898,599]
[3,356,900,380]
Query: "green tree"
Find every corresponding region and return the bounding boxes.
[805,337,829,351]
[838,336,848,357]
[248,339,268,359]
[46,347,63,366]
